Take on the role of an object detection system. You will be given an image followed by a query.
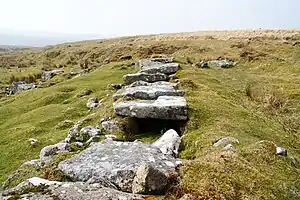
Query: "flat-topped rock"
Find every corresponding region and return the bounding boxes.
[113,96,188,120]
[123,72,168,85]
[58,141,180,193]
[113,85,184,100]
[138,59,179,75]
[150,57,174,63]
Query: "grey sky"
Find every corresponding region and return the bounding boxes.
[1,0,299,37]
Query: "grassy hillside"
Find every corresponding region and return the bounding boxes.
[1,30,300,199]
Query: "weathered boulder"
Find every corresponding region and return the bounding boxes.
[209,59,236,68]
[1,177,145,200]
[138,59,179,75]
[123,72,167,85]
[101,120,120,132]
[80,126,101,138]
[40,143,70,161]
[58,141,180,193]
[42,69,64,82]
[114,96,188,120]
[213,137,240,147]
[152,129,181,156]
[113,85,185,100]
[132,164,168,194]
[86,97,99,109]
[9,81,37,94]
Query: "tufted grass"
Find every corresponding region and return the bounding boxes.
[1,31,300,199]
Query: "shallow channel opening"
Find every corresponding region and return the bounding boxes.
[122,117,187,141]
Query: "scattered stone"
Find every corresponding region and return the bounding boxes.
[9,81,37,94]
[114,96,188,120]
[276,145,287,156]
[108,83,124,90]
[132,164,168,195]
[113,85,185,100]
[77,89,93,97]
[209,59,236,68]
[2,177,145,200]
[123,72,168,85]
[40,142,70,161]
[120,55,133,60]
[86,97,99,109]
[213,137,240,147]
[152,129,181,156]
[42,69,64,82]
[58,141,180,193]
[195,61,209,68]
[224,144,236,151]
[101,120,120,132]
[80,126,101,138]
[29,138,38,146]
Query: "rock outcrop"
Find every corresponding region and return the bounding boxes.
[42,69,64,82]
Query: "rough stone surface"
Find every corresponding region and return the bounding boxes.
[213,137,240,147]
[80,126,101,138]
[1,177,145,200]
[224,144,236,151]
[150,57,174,63]
[132,164,168,194]
[152,129,181,156]
[42,69,64,82]
[126,80,178,89]
[195,61,209,68]
[139,59,179,75]
[9,81,37,94]
[101,120,120,132]
[114,96,188,120]
[113,85,184,100]
[209,59,236,68]
[40,143,70,161]
[58,141,180,192]
[123,72,167,85]
[86,97,99,109]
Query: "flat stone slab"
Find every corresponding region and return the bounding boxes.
[2,177,145,200]
[126,80,178,88]
[113,96,188,120]
[138,59,179,75]
[58,141,180,192]
[123,72,168,85]
[113,85,185,100]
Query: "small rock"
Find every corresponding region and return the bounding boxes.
[108,83,124,90]
[276,146,287,156]
[132,164,168,194]
[42,69,64,82]
[195,61,209,68]
[86,97,99,109]
[105,134,118,140]
[29,138,38,146]
[213,137,240,147]
[40,143,70,161]
[77,89,93,97]
[80,126,101,138]
[102,120,120,132]
[152,129,181,157]
[224,144,236,151]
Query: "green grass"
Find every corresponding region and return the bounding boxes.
[1,35,300,199]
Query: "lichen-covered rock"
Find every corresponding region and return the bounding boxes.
[113,85,184,100]
[40,143,70,161]
[114,96,188,120]
[101,120,120,132]
[152,129,181,156]
[123,72,167,85]
[1,177,145,200]
[132,164,168,194]
[86,97,99,109]
[80,126,101,138]
[213,137,240,147]
[58,141,180,193]
[42,69,64,82]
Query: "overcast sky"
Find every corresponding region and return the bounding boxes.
[0,0,299,37]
